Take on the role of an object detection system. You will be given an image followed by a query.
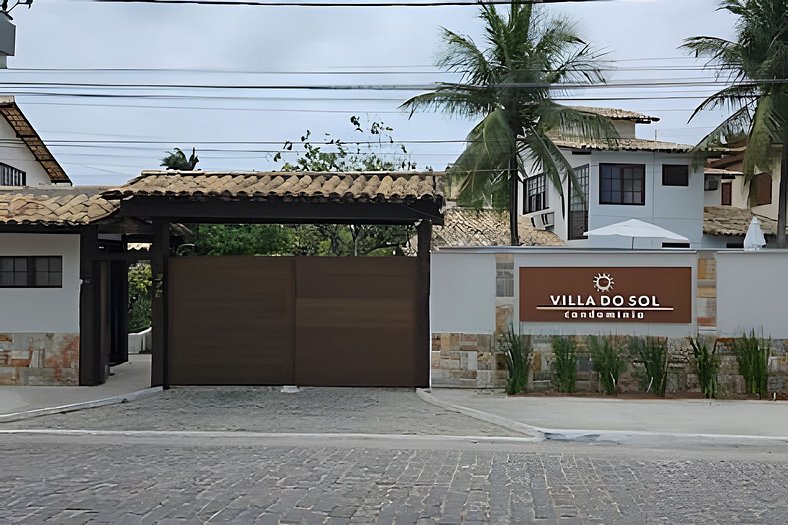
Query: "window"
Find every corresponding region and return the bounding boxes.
[0,163,26,186]
[753,173,772,206]
[599,164,646,205]
[523,174,547,214]
[662,165,689,187]
[568,165,589,240]
[721,182,732,205]
[0,256,62,287]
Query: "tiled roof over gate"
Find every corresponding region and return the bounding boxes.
[0,187,117,226]
[103,170,445,205]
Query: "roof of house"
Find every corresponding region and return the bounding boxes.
[705,167,742,178]
[431,207,564,248]
[550,134,695,153]
[571,106,659,123]
[0,96,71,184]
[103,170,444,205]
[703,206,780,236]
[0,187,117,226]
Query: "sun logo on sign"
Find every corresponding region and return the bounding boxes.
[593,273,614,293]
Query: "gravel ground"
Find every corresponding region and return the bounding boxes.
[0,387,524,436]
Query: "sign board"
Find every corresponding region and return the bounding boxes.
[519,267,692,323]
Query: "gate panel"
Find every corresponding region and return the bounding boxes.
[294,257,420,387]
[168,256,295,385]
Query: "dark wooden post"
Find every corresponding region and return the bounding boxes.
[416,219,432,388]
[151,219,170,389]
[79,225,102,386]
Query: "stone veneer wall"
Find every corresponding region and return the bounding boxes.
[430,333,506,387]
[431,253,514,388]
[0,333,79,385]
[696,252,717,332]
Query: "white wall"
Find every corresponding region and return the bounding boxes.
[716,251,788,338]
[0,233,80,332]
[0,117,53,186]
[431,251,496,334]
[515,249,697,337]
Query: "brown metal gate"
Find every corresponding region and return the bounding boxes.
[168,256,422,386]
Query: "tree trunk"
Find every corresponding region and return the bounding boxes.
[509,152,520,246]
[777,140,788,248]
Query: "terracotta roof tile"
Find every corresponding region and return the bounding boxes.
[103,170,445,205]
[570,106,659,123]
[431,207,564,248]
[703,206,781,236]
[0,187,117,226]
[550,133,695,153]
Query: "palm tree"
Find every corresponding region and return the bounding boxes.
[683,0,787,246]
[161,147,200,170]
[401,1,617,245]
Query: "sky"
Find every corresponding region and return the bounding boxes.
[3,0,738,185]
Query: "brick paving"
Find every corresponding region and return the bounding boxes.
[0,387,523,436]
[3,387,787,523]
[1,435,787,524]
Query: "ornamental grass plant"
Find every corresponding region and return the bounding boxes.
[551,336,577,393]
[588,335,626,395]
[687,336,720,399]
[730,330,770,398]
[629,336,670,396]
[498,325,532,395]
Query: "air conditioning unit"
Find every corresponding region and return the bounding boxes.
[704,174,721,191]
[528,210,555,230]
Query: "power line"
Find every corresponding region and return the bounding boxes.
[86,0,609,7]
[0,79,778,90]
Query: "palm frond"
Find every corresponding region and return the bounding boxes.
[400,86,496,119]
[450,109,514,207]
[688,83,760,121]
[519,126,578,201]
[743,94,781,181]
[693,104,753,151]
[537,103,619,146]
[437,28,493,85]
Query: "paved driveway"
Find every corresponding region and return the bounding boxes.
[0,387,523,437]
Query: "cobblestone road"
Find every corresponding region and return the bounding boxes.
[2,434,787,524]
[0,387,521,436]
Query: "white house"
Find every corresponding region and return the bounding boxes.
[0,97,124,387]
[520,107,717,249]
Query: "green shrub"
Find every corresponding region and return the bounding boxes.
[629,336,669,396]
[551,336,577,393]
[730,330,770,398]
[128,263,152,333]
[498,325,532,395]
[588,336,626,395]
[687,336,720,399]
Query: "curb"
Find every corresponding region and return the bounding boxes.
[0,429,542,445]
[416,388,545,440]
[0,387,163,424]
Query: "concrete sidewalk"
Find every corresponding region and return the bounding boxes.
[430,388,788,438]
[0,354,152,417]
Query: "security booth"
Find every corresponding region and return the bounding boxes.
[101,170,444,388]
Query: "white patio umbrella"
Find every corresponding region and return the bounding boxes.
[584,219,689,249]
[744,217,766,251]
